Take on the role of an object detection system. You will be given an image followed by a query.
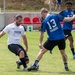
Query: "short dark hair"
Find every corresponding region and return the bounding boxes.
[15,14,22,20]
[65,1,72,5]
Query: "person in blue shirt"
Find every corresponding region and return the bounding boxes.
[59,1,75,59]
[28,8,75,71]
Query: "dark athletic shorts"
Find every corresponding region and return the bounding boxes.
[8,44,29,61]
[43,38,65,50]
[64,30,72,38]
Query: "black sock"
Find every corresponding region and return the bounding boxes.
[20,58,27,68]
[71,48,75,55]
[18,62,22,65]
[34,60,39,65]
[64,63,68,68]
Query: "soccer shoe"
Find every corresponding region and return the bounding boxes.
[65,67,69,71]
[50,50,52,54]
[73,54,75,59]
[28,63,39,71]
[23,68,28,71]
[16,61,21,69]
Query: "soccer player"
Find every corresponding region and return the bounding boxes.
[59,1,75,58]
[55,0,62,11]
[28,8,75,71]
[0,15,29,71]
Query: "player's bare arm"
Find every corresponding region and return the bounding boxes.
[0,31,6,38]
[22,35,28,52]
[63,16,75,22]
[39,32,44,49]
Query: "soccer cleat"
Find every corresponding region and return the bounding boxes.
[23,68,28,71]
[16,61,21,69]
[65,67,69,71]
[50,50,52,54]
[28,63,39,71]
[73,54,75,59]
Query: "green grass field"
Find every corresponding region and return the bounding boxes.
[0,31,75,75]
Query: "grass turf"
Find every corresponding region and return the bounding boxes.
[0,31,75,75]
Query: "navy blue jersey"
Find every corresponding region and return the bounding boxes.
[59,10,75,30]
[41,14,65,40]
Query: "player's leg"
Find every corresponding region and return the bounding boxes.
[17,45,29,71]
[19,50,28,71]
[28,48,47,71]
[64,30,75,58]
[60,50,69,71]
[16,45,29,69]
[16,58,29,69]
[8,44,28,71]
[67,36,75,58]
[58,39,69,71]
[58,4,61,11]
[28,39,55,71]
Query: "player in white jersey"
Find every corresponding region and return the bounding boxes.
[0,15,29,71]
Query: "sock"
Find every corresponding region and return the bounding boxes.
[64,63,68,68]
[34,60,39,66]
[71,48,75,55]
[18,61,22,65]
[20,58,27,68]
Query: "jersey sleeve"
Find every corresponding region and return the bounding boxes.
[3,25,10,33]
[41,21,47,32]
[21,26,25,35]
[57,14,64,22]
[59,11,64,17]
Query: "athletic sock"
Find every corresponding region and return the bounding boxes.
[64,63,68,68]
[18,62,22,65]
[20,58,27,68]
[71,48,75,55]
[34,60,39,66]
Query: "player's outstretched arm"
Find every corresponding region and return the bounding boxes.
[22,35,28,52]
[0,31,6,38]
[39,32,44,49]
[63,15,75,22]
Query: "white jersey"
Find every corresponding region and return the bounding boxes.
[3,23,25,45]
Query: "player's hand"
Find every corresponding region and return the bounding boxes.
[39,44,43,49]
[25,47,28,52]
[73,15,75,19]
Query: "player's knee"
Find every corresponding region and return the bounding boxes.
[71,39,74,43]
[19,50,24,57]
[26,61,29,64]
[69,37,74,43]
[40,49,46,54]
[62,53,67,58]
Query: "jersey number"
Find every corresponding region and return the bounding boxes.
[47,19,57,29]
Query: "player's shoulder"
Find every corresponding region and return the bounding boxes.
[19,25,25,31]
[60,10,66,13]
[50,14,59,18]
[5,23,14,28]
[19,25,24,28]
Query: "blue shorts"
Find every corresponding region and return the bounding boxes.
[56,2,62,5]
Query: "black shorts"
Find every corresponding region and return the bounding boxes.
[64,30,72,38]
[8,44,29,61]
[43,39,65,50]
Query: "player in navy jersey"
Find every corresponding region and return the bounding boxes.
[59,1,75,59]
[28,8,75,71]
